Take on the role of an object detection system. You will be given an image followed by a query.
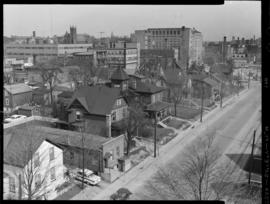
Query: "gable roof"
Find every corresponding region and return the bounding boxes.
[211,63,232,75]
[58,90,74,98]
[162,68,183,84]
[4,83,32,95]
[68,85,121,116]
[203,77,220,88]
[131,81,165,94]
[110,67,129,81]
[4,121,110,168]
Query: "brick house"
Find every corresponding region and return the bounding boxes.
[4,83,33,114]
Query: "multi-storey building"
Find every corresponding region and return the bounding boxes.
[73,41,140,74]
[4,43,93,64]
[133,27,203,68]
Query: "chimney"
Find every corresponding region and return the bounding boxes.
[106,114,111,138]
[223,36,227,43]
[232,36,235,41]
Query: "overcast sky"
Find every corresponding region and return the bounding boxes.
[4,2,261,41]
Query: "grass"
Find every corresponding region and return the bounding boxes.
[172,105,201,120]
[163,118,190,130]
[54,183,82,200]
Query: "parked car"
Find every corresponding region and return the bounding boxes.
[110,188,132,200]
[4,114,27,123]
[74,168,101,186]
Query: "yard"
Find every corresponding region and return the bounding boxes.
[162,117,191,130]
[172,105,201,120]
[54,182,82,200]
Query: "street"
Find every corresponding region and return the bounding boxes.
[72,81,261,200]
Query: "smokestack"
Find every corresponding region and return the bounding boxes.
[33,31,36,38]
[224,36,227,42]
[106,114,111,138]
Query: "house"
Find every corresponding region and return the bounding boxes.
[3,116,126,200]
[4,83,33,114]
[67,85,128,137]
[129,80,170,121]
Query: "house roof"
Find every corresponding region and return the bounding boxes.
[162,68,184,84]
[4,122,109,168]
[96,68,117,81]
[110,67,129,81]
[203,77,220,88]
[4,83,32,95]
[68,85,121,116]
[58,91,74,98]
[188,73,208,81]
[32,87,50,95]
[130,81,165,94]
[211,63,232,75]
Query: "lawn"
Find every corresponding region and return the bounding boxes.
[54,183,82,200]
[172,105,201,120]
[163,117,191,130]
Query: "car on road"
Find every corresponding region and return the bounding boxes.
[110,188,132,200]
[4,114,27,123]
[74,168,101,186]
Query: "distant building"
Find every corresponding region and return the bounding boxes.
[4,83,33,113]
[133,27,203,68]
[4,43,92,64]
[74,41,140,73]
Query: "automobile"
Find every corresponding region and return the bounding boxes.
[4,115,27,123]
[110,188,132,200]
[74,168,101,186]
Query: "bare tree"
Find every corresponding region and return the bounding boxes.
[167,72,187,117]
[145,130,260,201]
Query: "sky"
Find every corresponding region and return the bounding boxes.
[4,2,261,41]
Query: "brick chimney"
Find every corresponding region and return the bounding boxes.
[106,114,111,138]
[33,31,36,38]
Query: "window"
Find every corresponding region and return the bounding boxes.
[111,111,116,121]
[5,98,9,106]
[50,167,56,181]
[49,147,55,161]
[70,151,74,160]
[116,99,121,106]
[76,111,81,120]
[116,146,120,157]
[110,150,114,160]
[9,177,15,193]
[34,153,40,168]
[35,174,41,188]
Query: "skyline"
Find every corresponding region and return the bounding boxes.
[4,2,261,41]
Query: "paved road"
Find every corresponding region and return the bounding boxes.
[72,81,261,200]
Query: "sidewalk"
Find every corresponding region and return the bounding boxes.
[72,87,253,200]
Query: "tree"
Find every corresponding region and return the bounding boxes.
[167,72,187,116]
[121,100,151,156]
[66,58,99,87]
[36,61,62,106]
[145,130,258,201]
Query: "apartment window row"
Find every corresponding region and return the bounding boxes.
[151,30,181,36]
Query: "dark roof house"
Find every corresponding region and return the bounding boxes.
[67,86,122,116]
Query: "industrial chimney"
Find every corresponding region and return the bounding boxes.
[33,31,36,38]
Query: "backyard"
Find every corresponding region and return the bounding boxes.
[162,117,191,130]
[172,105,201,120]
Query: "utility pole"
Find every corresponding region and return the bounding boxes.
[248,129,256,185]
[200,81,204,123]
[220,81,223,108]
[154,112,157,158]
[248,71,251,89]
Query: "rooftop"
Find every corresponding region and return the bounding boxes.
[68,85,122,116]
[4,83,33,95]
[145,101,171,112]
[4,119,110,168]
[110,67,129,81]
